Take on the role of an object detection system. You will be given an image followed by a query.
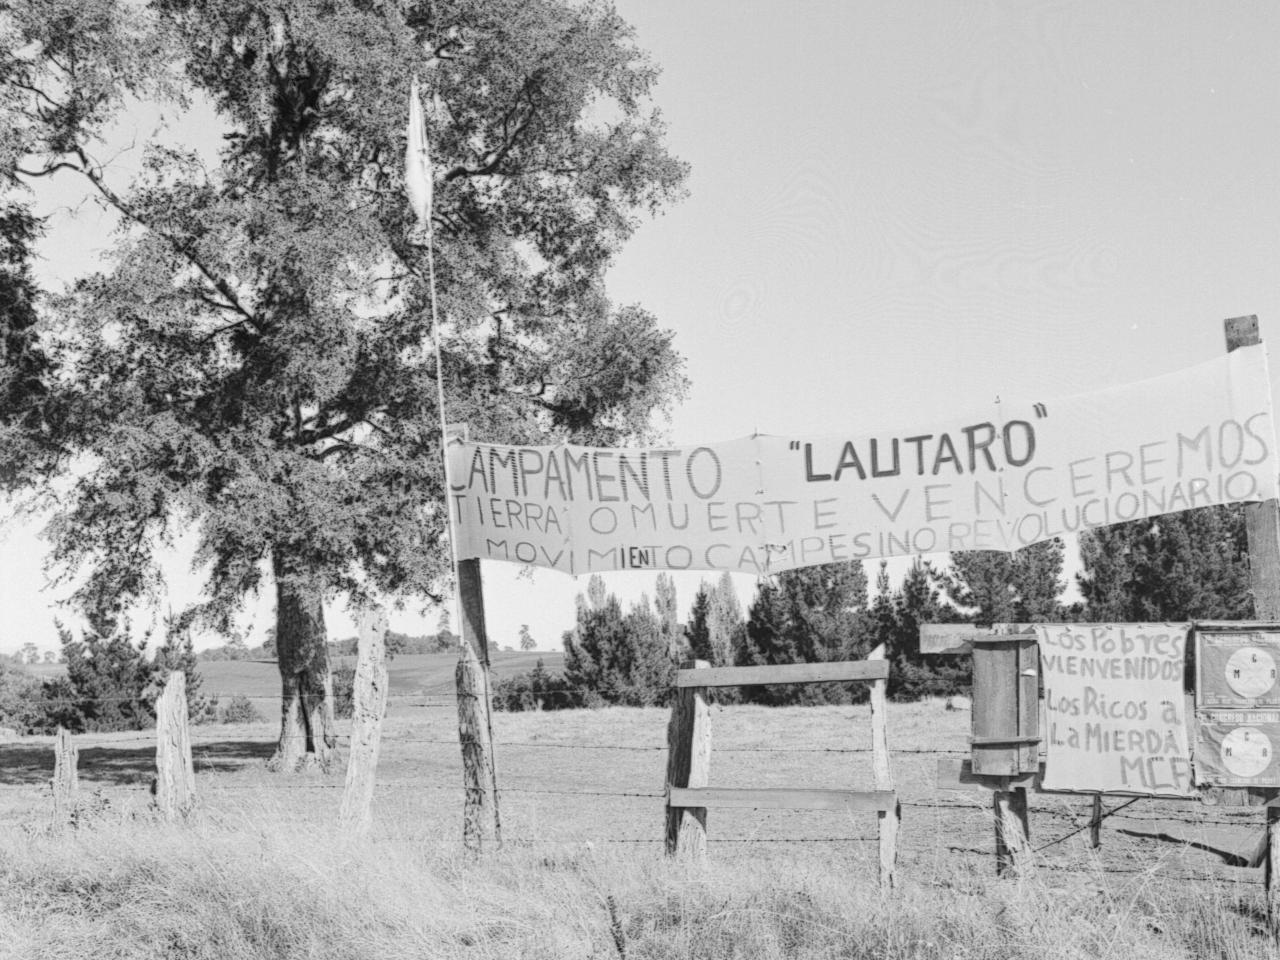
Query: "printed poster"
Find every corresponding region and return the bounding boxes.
[1195,711,1280,787]
[1038,623,1194,796]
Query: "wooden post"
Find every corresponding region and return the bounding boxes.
[339,607,389,836]
[1226,317,1280,925]
[52,726,78,826]
[868,644,899,890]
[154,671,196,822]
[1225,317,1280,621]
[665,659,711,862]
[447,422,500,852]
[456,594,500,852]
[1090,794,1103,849]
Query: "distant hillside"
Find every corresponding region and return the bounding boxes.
[198,651,565,706]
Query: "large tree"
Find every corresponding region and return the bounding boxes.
[3,1,687,769]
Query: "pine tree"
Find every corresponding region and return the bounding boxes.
[708,571,745,667]
[155,611,209,717]
[738,561,871,705]
[563,589,673,706]
[57,618,157,732]
[1078,506,1252,621]
[944,539,1065,625]
[653,572,681,659]
[684,584,713,662]
[518,624,535,651]
[882,559,969,699]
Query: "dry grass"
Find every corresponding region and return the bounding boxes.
[1,699,1278,958]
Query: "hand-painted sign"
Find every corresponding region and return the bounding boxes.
[447,346,1276,574]
[1037,623,1194,796]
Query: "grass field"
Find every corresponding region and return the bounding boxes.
[1,675,1278,958]
[197,651,565,710]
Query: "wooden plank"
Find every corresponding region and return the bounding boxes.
[936,758,1038,794]
[972,630,1021,776]
[668,787,896,813]
[868,644,899,891]
[920,623,1035,655]
[1017,636,1040,773]
[675,659,887,688]
[665,660,711,862]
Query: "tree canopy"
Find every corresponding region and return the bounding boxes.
[1,0,688,767]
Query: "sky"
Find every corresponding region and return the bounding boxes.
[3,1,1279,655]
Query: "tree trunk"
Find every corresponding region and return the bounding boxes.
[270,552,337,772]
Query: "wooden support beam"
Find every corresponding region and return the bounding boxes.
[920,623,1035,655]
[936,758,1039,794]
[668,787,897,813]
[868,644,899,890]
[666,659,711,862]
[675,659,887,688]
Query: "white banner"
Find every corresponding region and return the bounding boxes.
[446,345,1276,575]
[1038,623,1194,796]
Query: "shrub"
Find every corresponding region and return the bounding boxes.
[493,660,580,712]
[219,695,263,724]
[332,664,356,719]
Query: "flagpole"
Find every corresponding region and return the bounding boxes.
[407,75,501,850]
[406,75,467,655]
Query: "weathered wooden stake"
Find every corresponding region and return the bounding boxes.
[456,558,500,852]
[1225,316,1280,928]
[868,644,899,890]
[339,607,389,836]
[154,671,196,821]
[994,787,1030,875]
[665,659,711,862]
[1090,795,1103,849]
[52,726,78,825]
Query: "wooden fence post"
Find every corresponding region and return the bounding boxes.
[52,726,78,826]
[1090,795,1103,849]
[665,659,711,862]
[1225,316,1280,927]
[340,607,389,836]
[154,671,196,822]
[868,644,899,890]
[456,560,500,852]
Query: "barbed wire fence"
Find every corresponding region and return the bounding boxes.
[4,683,1271,885]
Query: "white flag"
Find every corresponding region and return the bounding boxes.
[405,75,433,227]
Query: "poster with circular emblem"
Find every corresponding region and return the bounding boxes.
[1195,711,1280,787]
[1197,631,1280,709]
